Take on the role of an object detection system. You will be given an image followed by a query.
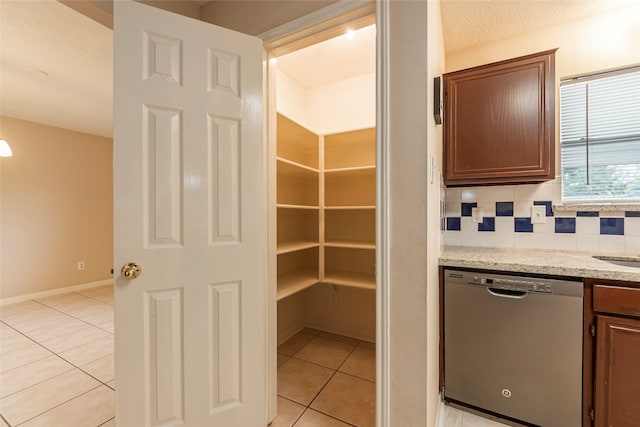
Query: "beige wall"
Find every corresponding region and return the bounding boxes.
[385,0,431,424]
[275,67,375,135]
[0,116,113,300]
[427,0,446,425]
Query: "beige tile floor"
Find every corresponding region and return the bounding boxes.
[272,329,376,427]
[1,287,505,427]
[436,401,510,427]
[1,286,376,427]
[0,285,115,427]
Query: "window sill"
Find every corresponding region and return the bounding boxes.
[553,203,640,213]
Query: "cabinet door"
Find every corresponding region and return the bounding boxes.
[595,315,640,427]
[443,49,556,186]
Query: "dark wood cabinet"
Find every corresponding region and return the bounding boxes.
[595,315,640,427]
[443,49,557,186]
[588,280,640,427]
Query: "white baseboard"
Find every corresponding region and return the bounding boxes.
[278,323,375,347]
[0,278,113,306]
[304,322,375,343]
[277,324,305,346]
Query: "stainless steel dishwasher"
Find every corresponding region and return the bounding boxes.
[443,268,583,427]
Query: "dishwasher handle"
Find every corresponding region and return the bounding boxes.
[487,287,528,299]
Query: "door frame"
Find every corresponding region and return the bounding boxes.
[260,1,390,425]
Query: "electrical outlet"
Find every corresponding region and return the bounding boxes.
[531,206,546,224]
[77,261,85,271]
[472,207,484,223]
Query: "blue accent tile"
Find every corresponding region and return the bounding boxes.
[625,211,640,217]
[577,211,599,217]
[478,217,495,232]
[461,202,477,217]
[446,217,461,231]
[514,217,534,233]
[555,217,576,234]
[534,201,554,217]
[496,201,514,216]
[600,218,625,235]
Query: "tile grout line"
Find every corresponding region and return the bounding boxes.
[285,354,375,385]
[97,416,115,427]
[0,292,115,426]
[0,360,76,401]
[17,298,112,335]
[276,391,307,426]
[293,407,358,427]
[302,337,361,424]
[1,297,114,398]
[0,320,59,372]
[333,369,375,385]
[0,350,112,401]
[12,384,106,427]
[278,332,374,426]
[279,388,358,427]
[19,296,114,357]
[2,299,113,360]
[32,296,114,334]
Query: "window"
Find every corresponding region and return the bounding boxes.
[560,67,640,202]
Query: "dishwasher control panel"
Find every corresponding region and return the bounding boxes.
[446,269,583,297]
[471,276,553,293]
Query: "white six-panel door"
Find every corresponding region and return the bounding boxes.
[113,2,265,425]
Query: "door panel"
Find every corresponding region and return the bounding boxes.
[114,2,265,425]
[145,289,184,425]
[595,315,640,427]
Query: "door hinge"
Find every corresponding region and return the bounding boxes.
[589,407,595,421]
[590,324,596,337]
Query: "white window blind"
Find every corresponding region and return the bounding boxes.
[560,67,640,202]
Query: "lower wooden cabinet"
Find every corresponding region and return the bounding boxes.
[589,280,640,427]
[595,315,640,427]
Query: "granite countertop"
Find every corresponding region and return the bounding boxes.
[440,246,640,282]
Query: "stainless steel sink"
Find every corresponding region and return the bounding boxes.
[593,255,640,268]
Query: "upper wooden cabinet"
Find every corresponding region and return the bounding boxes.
[443,49,557,186]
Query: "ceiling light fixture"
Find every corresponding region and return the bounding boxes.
[346,29,355,39]
[269,58,278,65]
[0,139,13,157]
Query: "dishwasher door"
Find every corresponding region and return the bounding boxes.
[443,269,583,427]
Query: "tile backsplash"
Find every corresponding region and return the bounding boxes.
[443,178,640,254]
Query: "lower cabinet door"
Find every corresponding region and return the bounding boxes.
[595,315,640,427]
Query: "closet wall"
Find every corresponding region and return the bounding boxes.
[275,58,376,343]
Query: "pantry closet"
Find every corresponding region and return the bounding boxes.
[273,24,377,346]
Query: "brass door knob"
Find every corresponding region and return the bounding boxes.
[121,263,142,280]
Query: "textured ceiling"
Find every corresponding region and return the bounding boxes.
[1,0,638,140]
[0,0,113,138]
[277,24,376,89]
[440,0,639,54]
